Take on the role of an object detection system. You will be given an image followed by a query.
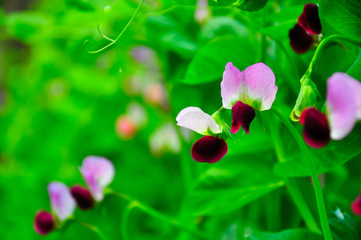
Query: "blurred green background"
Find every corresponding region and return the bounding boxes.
[1,0,361,239]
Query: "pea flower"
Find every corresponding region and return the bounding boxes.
[221,62,277,134]
[34,182,75,235]
[300,73,361,148]
[176,107,227,163]
[289,3,321,54]
[351,192,361,216]
[71,156,115,209]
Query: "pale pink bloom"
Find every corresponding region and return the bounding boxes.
[48,182,75,221]
[221,62,277,134]
[79,156,115,201]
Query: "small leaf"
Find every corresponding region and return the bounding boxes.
[245,228,323,240]
[180,36,260,85]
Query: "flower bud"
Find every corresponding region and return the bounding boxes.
[291,78,318,121]
[70,186,95,210]
[34,211,55,236]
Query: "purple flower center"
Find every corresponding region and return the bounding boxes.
[300,108,330,148]
[298,3,322,35]
[191,136,228,163]
[352,196,361,216]
[34,211,55,235]
[70,186,95,210]
[231,101,256,134]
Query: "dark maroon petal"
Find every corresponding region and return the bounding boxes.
[231,101,255,134]
[191,136,228,163]
[70,186,94,210]
[351,195,361,216]
[300,108,330,148]
[289,24,315,54]
[298,3,321,35]
[34,211,55,235]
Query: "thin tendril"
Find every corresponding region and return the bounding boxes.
[85,0,145,54]
[97,24,115,42]
[76,220,109,240]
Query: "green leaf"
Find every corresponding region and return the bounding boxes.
[186,152,285,215]
[274,124,361,177]
[199,17,248,44]
[245,228,323,240]
[347,52,361,80]
[319,0,361,44]
[146,15,199,58]
[238,0,268,12]
[180,36,260,85]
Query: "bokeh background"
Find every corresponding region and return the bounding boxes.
[1,0,361,239]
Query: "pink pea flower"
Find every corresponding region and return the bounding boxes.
[195,0,210,24]
[176,107,227,163]
[221,62,278,134]
[79,156,115,202]
[300,73,361,148]
[351,193,361,216]
[34,182,75,235]
[289,3,321,54]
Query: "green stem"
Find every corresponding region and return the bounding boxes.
[86,0,145,53]
[76,220,109,240]
[306,35,361,77]
[271,108,333,240]
[111,192,212,239]
[265,112,320,233]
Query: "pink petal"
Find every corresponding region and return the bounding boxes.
[326,73,358,140]
[47,182,75,221]
[79,156,115,201]
[341,74,361,119]
[221,62,245,109]
[34,211,55,235]
[191,136,228,163]
[300,108,330,148]
[176,107,221,135]
[243,62,278,111]
[231,101,255,134]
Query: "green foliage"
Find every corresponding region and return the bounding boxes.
[181,36,260,85]
[319,0,361,44]
[245,228,323,240]
[2,0,361,239]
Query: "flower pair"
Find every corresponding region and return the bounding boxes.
[300,73,361,148]
[289,3,322,54]
[34,156,115,235]
[176,62,277,163]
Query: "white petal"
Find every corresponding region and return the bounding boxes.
[176,107,221,135]
[326,73,357,140]
[79,156,115,201]
[48,182,75,221]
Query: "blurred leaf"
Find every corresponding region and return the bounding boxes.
[245,228,322,240]
[274,124,361,177]
[6,12,49,40]
[210,0,268,11]
[180,36,260,85]
[146,15,198,58]
[238,0,268,12]
[319,0,361,45]
[199,16,248,44]
[186,152,285,215]
[329,209,361,240]
[347,52,361,80]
